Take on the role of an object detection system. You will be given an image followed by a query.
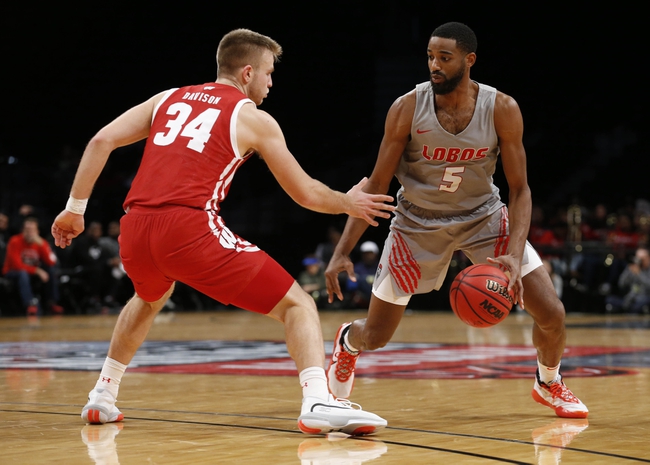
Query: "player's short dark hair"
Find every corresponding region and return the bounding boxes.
[431,22,477,54]
[217,28,282,76]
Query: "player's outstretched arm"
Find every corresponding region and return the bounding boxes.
[325,91,414,302]
[237,105,395,225]
[52,92,164,249]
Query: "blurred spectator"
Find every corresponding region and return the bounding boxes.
[636,215,650,248]
[528,205,559,253]
[580,203,611,242]
[314,224,349,296]
[9,204,41,234]
[347,241,380,309]
[98,220,120,257]
[606,212,640,251]
[315,225,342,265]
[633,203,650,246]
[2,216,63,316]
[297,255,332,309]
[64,221,120,312]
[98,220,133,309]
[0,212,14,314]
[0,212,10,241]
[604,246,650,314]
[528,204,563,258]
[0,212,10,265]
[548,205,569,246]
[570,211,639,295]
[601,212,641,295]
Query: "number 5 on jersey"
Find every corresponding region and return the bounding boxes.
[439,166,466,193]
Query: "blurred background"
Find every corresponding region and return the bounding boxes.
[1,1,646,314]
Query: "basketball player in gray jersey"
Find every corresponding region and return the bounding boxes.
[325,22,588,419]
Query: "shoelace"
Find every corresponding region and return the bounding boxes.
[335,350,359,381]
[333,397,363,410]
[547,381,579,403]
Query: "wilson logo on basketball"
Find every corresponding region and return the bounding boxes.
[479,299,505,319]
[486,279,514,304]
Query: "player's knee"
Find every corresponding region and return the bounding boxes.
[291,286,318,312]
[268,284,317,323]
[532,300,565,331]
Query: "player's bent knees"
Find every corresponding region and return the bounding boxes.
[268,282,318,324]
[129,283,175,314]
[531,300,566,331]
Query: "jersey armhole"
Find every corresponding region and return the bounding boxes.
[229,98,255,160]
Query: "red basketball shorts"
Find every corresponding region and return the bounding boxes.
[119,205,294,314]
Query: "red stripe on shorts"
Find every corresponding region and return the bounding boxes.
[389,231,421,294]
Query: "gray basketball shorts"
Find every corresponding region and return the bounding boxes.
[372,199,542,305]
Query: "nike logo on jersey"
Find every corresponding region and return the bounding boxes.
[204,86,215,90]
[416,129,433,134]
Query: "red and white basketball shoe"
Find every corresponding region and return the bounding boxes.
[532,371,589,418]
[326,322,360,399]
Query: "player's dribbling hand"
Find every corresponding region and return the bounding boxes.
[487,255,524,309]
[325,252,355,303]
[51,210,85,249]
[346,177,395,227]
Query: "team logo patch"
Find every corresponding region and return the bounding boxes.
[0,341,647,379]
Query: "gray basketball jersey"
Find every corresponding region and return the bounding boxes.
[396,81,501,212]
[371,81,541,302]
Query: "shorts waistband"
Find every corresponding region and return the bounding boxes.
[399,198,487,220]
[125,204,207,214]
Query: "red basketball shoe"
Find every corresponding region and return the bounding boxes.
[327,323,359,399]
[532,371,588,418]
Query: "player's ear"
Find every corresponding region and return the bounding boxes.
[466,52,476,68]
[241,65,254,83]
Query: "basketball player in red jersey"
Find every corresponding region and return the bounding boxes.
[324,22,588,419]
[51,29,393,435]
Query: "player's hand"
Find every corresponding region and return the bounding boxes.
[487,255,524,309]
[325,252,355,303]
[51,210,85,249]
[346,177,395,227]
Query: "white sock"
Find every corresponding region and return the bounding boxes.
[299,367,329,401]
[343,328,359,354]
[95,357,127,398]
[537,360,560,384]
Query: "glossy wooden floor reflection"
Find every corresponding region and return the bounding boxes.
[1,310,649,464]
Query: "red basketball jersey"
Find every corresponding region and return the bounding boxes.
[124,83,254,213]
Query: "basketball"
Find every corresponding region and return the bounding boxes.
[449,264,514,327]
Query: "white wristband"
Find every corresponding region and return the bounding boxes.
[65,196,88,215]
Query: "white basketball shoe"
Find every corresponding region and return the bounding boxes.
[298,395,386,435]
[81,389,124,424]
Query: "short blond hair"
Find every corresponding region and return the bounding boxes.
[216,29,282,76]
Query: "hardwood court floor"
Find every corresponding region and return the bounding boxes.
[1,309,649,464]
